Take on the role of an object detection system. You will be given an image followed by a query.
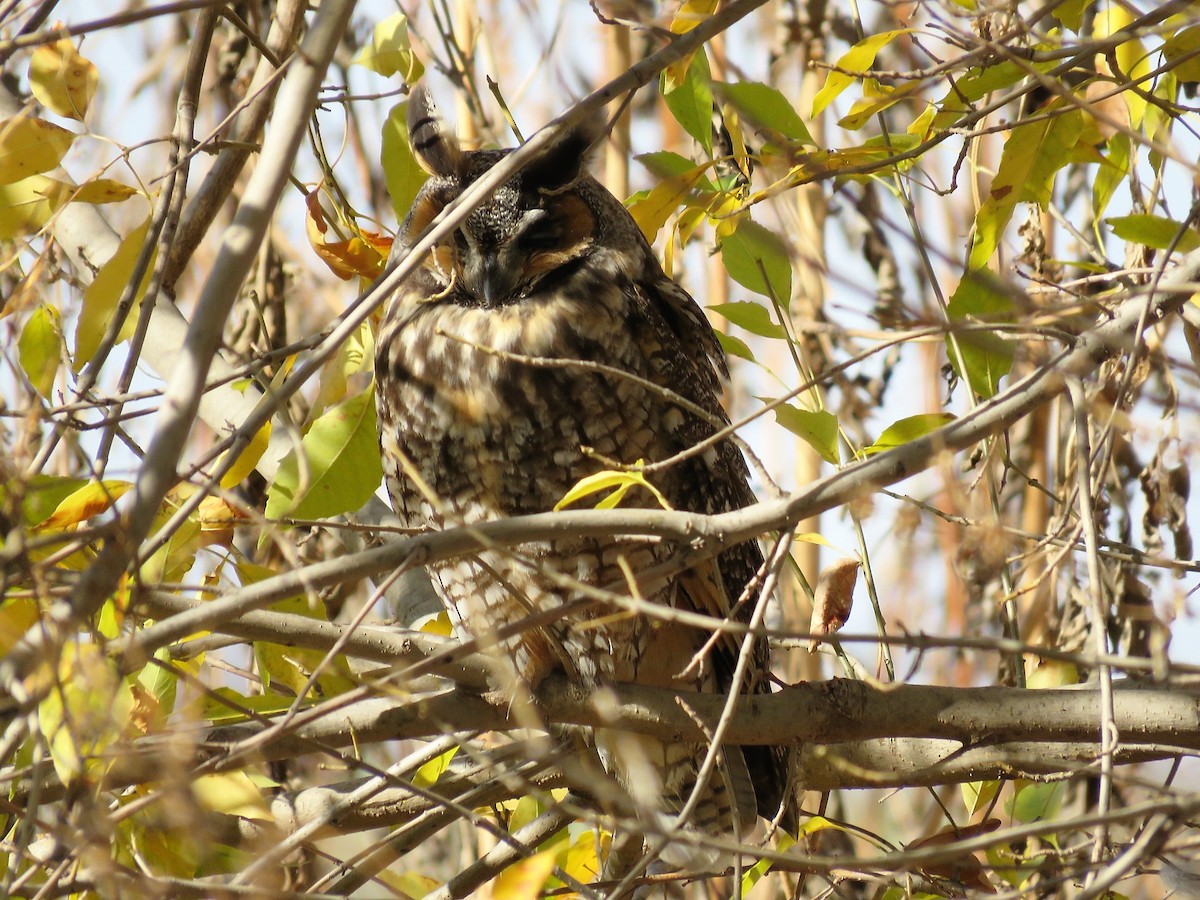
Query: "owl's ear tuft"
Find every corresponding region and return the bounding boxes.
[408,85,462,177]
[525,117,603,193]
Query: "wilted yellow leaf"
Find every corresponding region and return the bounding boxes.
[0,116,75,184]
[29,37,98,120]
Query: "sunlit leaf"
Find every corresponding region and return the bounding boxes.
[555,462,672,512]
[492,849,557,900]
[219,421,273,490]
[662,0,718,90]
[0,174,60,238]
[1096,7,1151,127]
[412,747,459,789]
[811,30,914,118]
[37,643,132,783]
[73,217,156,371]
[838,79,924,131]
[381,100,429,219]
[1092,132,1130,221]
[968,109,1084,270]
[37,479,132,530]
[29,37,98,120]
[717,81,814,145]
[18,304,62,398]
[0,598,39,655]
[1051,0,1088,31]
[945,271,1015,397]
[709,301,787,339]
[1106,214,1200,253]
[66,178,139,204]
[306,190,391,280]
[861,413,956,456]
[770,403,839,464]
[1008,780,1065,823]
[1163,25,1200,84]
[962,779,1001,816]
[352,13,423,82]
[265,387,384,520]
[626,167,709,242]
[0,116,75,184]
[193,772,274,821]
[718,218,792,305]
[661,50,713,155]
[714,330,754,362]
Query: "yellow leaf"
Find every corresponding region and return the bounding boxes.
[627,168,709,242]
[29,37,98,120]
[192,772,274,821]
[419,610,454,637]
[219,421,273,489]
[555,463,672,511]
[412,747,459,788]
[0,598,39,655]
[0,175,61,239]
[0,116,75,184]
[73,217,155,370]
[493,849,557,900]
[37,479,131,530]
[67,178,138,204]
[662,0,718,90]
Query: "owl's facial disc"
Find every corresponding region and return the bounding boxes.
[456,202,593,307]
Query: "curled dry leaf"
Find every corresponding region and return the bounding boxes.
[809,556,860,650]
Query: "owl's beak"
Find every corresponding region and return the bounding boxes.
[464,248,519,306]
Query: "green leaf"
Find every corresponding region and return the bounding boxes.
[1050,0,1089,31]
[1092,133,1130,221]
[265,387,384,520]
[862,413,957,456]
[73,217,156,371]
[1106,214,1200,253]
[968,109,1084,270]
[708,301,787,339]
[717,81,813,145]
[740,830,795,895]
[18,304,61,398]
[718,219,792,305]
[352,13,423,82]
[714,330,754,362]
[412,747,459,788]
[636,151,714,185]
[381,100,429,220]
[1007,780,1065,823]
[770,403,839,464]
[962,780,1001,816]
[945,270,1016,397]
[661,50,713,155]
[810,30,914,118]
[1163,25,1200,84]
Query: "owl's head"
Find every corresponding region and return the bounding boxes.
[397,87,629,308]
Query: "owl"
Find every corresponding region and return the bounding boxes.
[375,87,788,870]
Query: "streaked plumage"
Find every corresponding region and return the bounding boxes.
[375,87,787,865]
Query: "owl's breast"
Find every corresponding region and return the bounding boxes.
[376,283,652,524]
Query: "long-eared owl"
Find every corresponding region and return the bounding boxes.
[375,86,787,865]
